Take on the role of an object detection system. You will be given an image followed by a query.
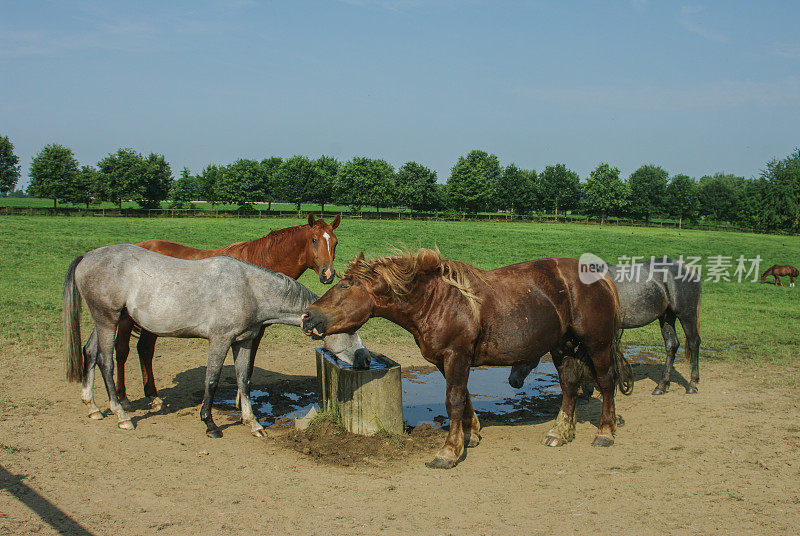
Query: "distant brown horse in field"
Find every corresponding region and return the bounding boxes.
[760,264,798,287]
[301,248,633,469]
[114,213,341,409]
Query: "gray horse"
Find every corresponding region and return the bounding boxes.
[509,257,701,395]
[64,244,373,437]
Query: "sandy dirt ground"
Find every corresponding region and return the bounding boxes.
[1,334,799,536]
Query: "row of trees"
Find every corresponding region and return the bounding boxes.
[2,134,798,232]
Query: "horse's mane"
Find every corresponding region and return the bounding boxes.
[217,224,310,266]
[345,247,485,318]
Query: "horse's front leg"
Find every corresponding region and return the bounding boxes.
[236,325,265,410]
[232,339,266,438]
[544,349,579,447]
[653,313,679,395]
[590,346,618,447]
[426,353,469,469]
[200,339,232,438]
[136,330,163,411]
[463,390,481,448]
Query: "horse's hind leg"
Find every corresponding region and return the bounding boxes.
[81,329,103,420]
[136,330,163,411]
[232,340,266,438]
[679,314,701,394]
[653,312,679,395]
[96,324,133,429]
[587,344,618,446]
[543,348,579,447]
[114,316,134,408]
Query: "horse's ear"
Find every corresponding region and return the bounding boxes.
[357,252,365,262]
[307,213,315,226]
[331,214,341,229]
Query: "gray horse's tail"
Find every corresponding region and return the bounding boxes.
[63,255,85,383]
[608,279,634,395]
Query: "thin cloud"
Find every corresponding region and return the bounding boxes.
[678,5,727,42]
[771,43,800,59]
[511,78,800,110]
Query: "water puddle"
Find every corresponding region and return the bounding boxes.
[216,344,708,429]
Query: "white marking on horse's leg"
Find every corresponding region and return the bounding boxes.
[81,368,103,419]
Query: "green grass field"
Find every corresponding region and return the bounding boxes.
[1,215,798,365]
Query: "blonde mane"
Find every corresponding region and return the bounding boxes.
[345,247,485,318]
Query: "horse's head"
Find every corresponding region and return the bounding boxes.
[305,212,341,284]
[302,252,388,337]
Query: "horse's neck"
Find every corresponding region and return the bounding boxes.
[228,228,309,279]
[378,278,452,344]
[251,274,318,327]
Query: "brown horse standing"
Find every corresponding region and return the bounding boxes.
[760,264,799,287]
[301,248,633,469]
[114,213,341,409]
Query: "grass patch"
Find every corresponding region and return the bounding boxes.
[1,215,799,364]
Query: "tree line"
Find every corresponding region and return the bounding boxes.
[1,134,798,233]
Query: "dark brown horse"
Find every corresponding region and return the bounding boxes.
[760,264,798,287]
[114,213,341,409]
[301,248,633,469]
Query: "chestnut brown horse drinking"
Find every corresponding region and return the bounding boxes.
[301,248,634,469]
[114,213,341,409]
[760,264,799,287]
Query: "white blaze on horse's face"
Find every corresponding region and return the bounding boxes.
[322,232,331,255]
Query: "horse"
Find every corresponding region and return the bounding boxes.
[64,244,374,438]
[112,213,341,411]
[301,248,634,469]
[509,257,702,396]
[760,264,799,287]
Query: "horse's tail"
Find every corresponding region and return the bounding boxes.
[606,276,633,395]
[63,255,85,383]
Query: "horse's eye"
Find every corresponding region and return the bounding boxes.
[311,238,317,244]
[339,282,350,289]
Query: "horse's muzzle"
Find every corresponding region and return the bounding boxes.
[301,310,327,339]
[319,267,335,284]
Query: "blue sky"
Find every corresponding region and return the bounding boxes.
[2,0,799,187]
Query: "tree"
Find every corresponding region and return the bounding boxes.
[334,157,395,212]
[762,148,800,231]
[395,161,439,214]
[0,135,21,196]
[27,144,79,208]
[628,164,668,222]
[446,150,501,213]
[697,173,745,223]
[217,159,266,211]
[537,163,581,216]
[492,163,537,214]
[97,148,149,209]
[67,165,102,208]
[738,177,780,232]
[277,155,318,212]
[582,163,630,223]
[197,164,222,210]
[260,157,282,211]
[310,155,339,213]
[665,174,699,228]
[170,167,198,208]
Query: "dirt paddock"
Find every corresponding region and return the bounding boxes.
[1,337,799,535]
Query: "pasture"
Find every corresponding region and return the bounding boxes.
[1,215,799,535]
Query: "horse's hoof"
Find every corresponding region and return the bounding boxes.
[466,433,481,448]
[206,429,223,439]
[592,435,614,447]
[150,397,164,412]
[686,385,698,395]
[542,436,566,447]
[88,410,104,420]
[118,419,134,430]
[119,398,133,411]
[425,456,457,469]
[652,386,666,396]
[252,428,268,438]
